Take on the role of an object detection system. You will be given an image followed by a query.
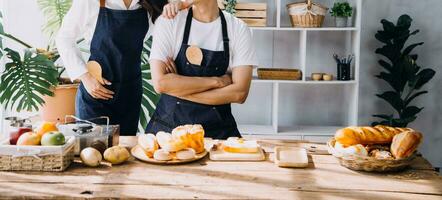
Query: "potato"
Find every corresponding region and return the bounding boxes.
[103,146,130,165]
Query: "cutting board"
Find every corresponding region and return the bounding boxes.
[209,148,266,161]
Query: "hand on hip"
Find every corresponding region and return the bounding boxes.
[79,73,114,100]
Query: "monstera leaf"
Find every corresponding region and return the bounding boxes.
[37,0,73,48]
[0,48,59,112]
[138,37,160,133]
[372,15,436,127]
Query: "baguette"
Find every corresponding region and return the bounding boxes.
[334,125,414,146]
[391,131,422,159]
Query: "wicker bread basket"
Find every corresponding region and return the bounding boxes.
[327,138,416,172]
[0,136,75,172]
[257,68,302,80]
[287,0,328,27]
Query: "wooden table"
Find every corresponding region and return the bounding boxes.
[0,136,441,200]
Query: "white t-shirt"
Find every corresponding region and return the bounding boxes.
[150,9,258,70]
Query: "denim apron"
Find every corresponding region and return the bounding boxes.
[146,8,241,139]
[76,0,148,135]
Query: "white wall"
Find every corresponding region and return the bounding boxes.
[1,0,441,169]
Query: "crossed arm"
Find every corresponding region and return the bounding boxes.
[151,58,253,105]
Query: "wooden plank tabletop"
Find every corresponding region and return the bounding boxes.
[0,136,441,200]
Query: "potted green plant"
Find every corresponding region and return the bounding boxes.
[372,15,436,127]
[330,2,352,27]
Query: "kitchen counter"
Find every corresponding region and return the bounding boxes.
[0,136,441,200]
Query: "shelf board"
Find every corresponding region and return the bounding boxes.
[251,27,358,31]
[278,125,341,136]
[238,124,341,136]
[252,77,357,84]
[238,124,275,135]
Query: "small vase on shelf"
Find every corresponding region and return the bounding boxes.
[335,17,348,27]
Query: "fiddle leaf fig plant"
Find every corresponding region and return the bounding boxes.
[372,14,436,127]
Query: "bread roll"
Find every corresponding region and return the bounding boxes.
[369,149,393,159]
[187,124,205,153]
[156,131,186,152]
[153,149,172,161]
[391,131,422,159]
[138,133,158,158]
[176,148,196,160]
[172,124,205,153]
[334,126,414,146]
[334,143,368,157]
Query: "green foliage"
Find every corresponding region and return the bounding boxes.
[138,37,160,133]
[37,0,73,48]
[330,2,353,17]
[224,0,237,14]
[0,48,59,112]
[372,15,436,127]
[0,11,4,58]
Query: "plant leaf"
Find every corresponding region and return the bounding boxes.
[0,49,58,112]
[376,91,403,113]
[404,91,428,106]
[401,106,423,119]
[378,59,393,72]
[138,37,159,133]
[414,68,436,89]
[37,0,72,48]
[403,42,424,55]
[396,15,412,30]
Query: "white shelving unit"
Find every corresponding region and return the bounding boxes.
[236,0,362,141]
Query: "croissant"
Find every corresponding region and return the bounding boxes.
[334,125,414,146]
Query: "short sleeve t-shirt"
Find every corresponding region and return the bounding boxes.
[150,9,258,71]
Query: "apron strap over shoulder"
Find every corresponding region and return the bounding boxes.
[219,10,230,61]
[100,0,106,8]
[182,8,193,45]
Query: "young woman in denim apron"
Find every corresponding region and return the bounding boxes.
[57,0,193,135]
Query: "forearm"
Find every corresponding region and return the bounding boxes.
[179,66,253,105]
[154,73,222,96]
[180,84,249,105]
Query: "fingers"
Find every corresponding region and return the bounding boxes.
[164,57,177,74]
[103,78,112,85]
[167,57,177,73]
[95,90,114,99]
[91,84,114,100]
[162,3,179,19]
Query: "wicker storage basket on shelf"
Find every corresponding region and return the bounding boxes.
[0,136,75,172]
[287,0,328,27]
[327,138,416,172]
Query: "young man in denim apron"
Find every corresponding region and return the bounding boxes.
[147,0,258,139]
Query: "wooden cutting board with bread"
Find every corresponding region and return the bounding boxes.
[209,137,266,161]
